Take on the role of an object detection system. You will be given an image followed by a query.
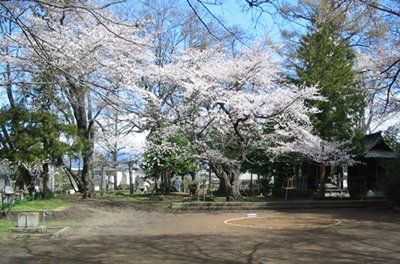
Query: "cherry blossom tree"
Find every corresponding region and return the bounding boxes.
[142,134,200,193]
[0,2,153,198]
[355,44,400,133]
[0,0,356,201]
[148,46,351,200]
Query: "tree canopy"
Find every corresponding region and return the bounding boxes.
[0,0,397,200]
[292,20,365,145]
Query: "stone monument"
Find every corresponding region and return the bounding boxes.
[11,212,46,233]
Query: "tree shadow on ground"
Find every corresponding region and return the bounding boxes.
[3,206,400,263]
[5,227,400,264]
[279,207,400,223]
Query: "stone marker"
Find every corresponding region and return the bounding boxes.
[11,212,46,233]
[18,212,40,228]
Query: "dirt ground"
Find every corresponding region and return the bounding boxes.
[1,198,400,264]
[225,215,340,229]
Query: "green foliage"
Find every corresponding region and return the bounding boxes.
[0,106,79,164]
[0,220,15,235]
[383,127,400,152]
[293,21,365,145]
[7,197,29,207]
[53,169,71,193]
[0,70,82,191]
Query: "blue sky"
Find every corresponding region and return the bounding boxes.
[191,0,284,43]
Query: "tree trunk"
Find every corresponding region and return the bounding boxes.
[166,170,171,194]
[17,165,32,193]
[113,170,118,190]
[65,77,95,198]
[215,176,226,195]
[154,178,159,192]
[81,157,95,198]
[106,173,111,192]
[129,163,134,196]
[57,156,82,192]
[189,172,196,181]
[211,163,241,201]
[159,172,164,194]
[208,166,212,195]
[224,172,241,201]
[209,163,226,196]
[113,114,119,191]
[100,166,105,196]
[161,170,170,194]
[112,149,118,190]
[81,137,95,198]
[42,163,51,199]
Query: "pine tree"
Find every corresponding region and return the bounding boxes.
[293,20,365,143]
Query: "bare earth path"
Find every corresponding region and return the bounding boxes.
[1,199,400,263]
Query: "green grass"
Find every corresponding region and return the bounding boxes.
[98,191,185,207]
[99,192,155,202]
[0,220,15,235]
[11,198,71,212]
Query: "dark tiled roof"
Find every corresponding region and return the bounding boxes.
[364,150,400,158]
[363,132,400,158]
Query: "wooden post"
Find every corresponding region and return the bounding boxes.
[129,162,134,197]
[100,166,105,196]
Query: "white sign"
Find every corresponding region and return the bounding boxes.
[342,166,348,189]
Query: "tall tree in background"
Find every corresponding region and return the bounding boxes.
[0,6,79,199]
[292,20,365,145]
[0,2,153,198]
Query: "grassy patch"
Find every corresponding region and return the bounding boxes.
[0,220,15,235]
[98,191,186,207]
[12,198,71,212]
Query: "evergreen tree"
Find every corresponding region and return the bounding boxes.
[292,20,365,144]
[0,106,79,198]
